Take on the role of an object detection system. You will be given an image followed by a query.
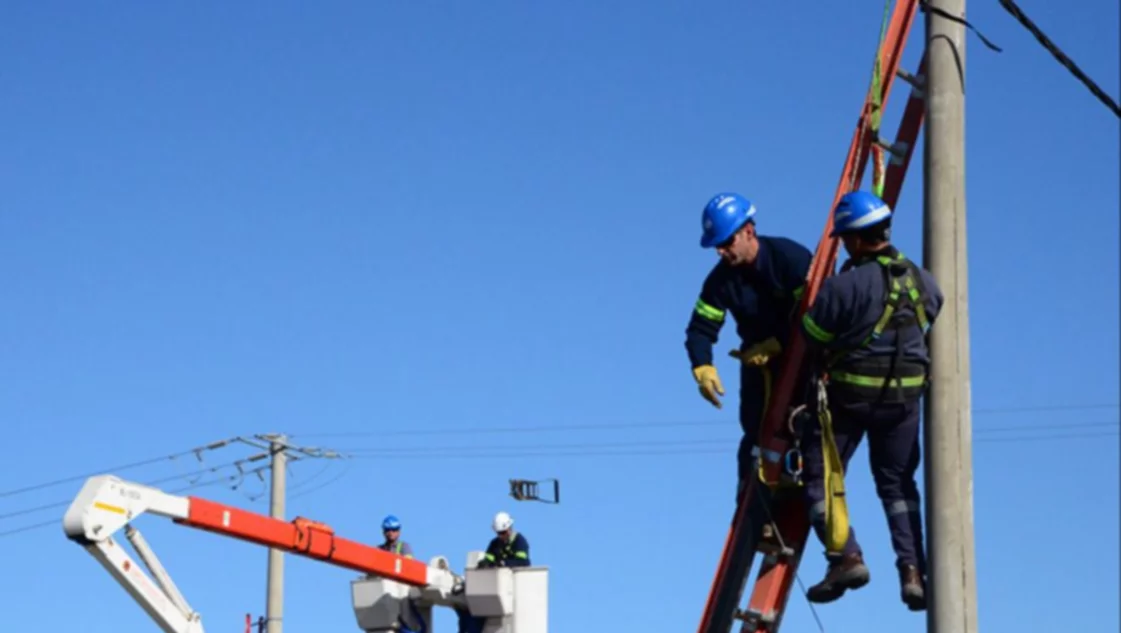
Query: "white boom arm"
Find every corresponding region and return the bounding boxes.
[63,475,548,633]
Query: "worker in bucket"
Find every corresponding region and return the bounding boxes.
[455,512,532,633]
[798,190,943,611]
[377,515,414,559]
[685,192,814,499]
[477,511,530,568]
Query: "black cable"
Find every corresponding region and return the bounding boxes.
[997,0,1121,117]
[290,404,1120,439]
[0,463,273,538]
[0,437,241,499]
[920,0,1004,52]
[0,454,271,521]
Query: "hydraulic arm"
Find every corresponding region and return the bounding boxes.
[63,474,548,633]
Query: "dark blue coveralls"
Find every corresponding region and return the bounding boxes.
[456,532,531,633]
[685,235,814,486]
[478,531,531,569]
[800,246,943,574]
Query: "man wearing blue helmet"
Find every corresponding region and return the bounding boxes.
[798,190,944,611]
[378,514,414,559]
[685,192,814,496]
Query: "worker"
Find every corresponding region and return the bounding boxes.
[378,515,414,559]
[798,190,943,611]
[685,192,815,496]
[477,511,530,568]
[455,512,531,633]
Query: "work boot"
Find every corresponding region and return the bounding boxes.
[806,552,871,603]
[899,564,926,611]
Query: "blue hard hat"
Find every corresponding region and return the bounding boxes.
[830,190,893,237]
[700,192,756,248]
[382,515,401,531]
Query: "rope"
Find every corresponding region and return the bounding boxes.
[851,0,895,196]
[996,0,1121,117]
[756,494,827,633]
[868,0,893,198]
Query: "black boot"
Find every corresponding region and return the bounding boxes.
[806,552,871,604]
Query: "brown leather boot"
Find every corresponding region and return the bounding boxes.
[806,552,871,603]
[899,564,926,611]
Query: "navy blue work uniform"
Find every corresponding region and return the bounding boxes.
[800,246,943,572]
[685,235,813,484]
[477,530,531,568]
[456,531,532,633]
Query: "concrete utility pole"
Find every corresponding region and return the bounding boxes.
[922,0,979,632]
[265,434,288,633]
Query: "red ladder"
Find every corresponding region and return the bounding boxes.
[695,1,929,631]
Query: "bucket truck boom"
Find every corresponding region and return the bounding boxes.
[63,474,549,632]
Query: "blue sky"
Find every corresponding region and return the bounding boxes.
[1,1,1117,632]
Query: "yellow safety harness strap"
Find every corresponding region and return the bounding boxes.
[817,379,850,554]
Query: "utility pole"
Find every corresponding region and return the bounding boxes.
[922,0,979,632]
[265,434,287,633]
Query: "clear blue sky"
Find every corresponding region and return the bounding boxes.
[1,2,1117,632]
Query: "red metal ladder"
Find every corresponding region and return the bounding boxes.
[695,1,930,631]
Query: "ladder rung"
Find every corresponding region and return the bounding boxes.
[735,607,777,631]
[874,136,907,159]
[896,67,925,92]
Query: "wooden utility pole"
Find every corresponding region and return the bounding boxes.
[922,0,979,631]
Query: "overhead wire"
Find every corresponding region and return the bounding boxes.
[997,0,1121,117]
[0,436,245,499]
[0,462,274,538]
[287,403,1119,440]
[334,426,1117,462]
[0,453,276,522]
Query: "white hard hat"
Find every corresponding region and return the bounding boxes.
[492,511,513,532]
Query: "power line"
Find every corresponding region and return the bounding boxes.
[998,0,1121,117]
[289,404,1119,439]
[337,427,1117,461]
[0,436,243,499]
[0,453,276,522]
[0,462,274,538]
[0,438,344,532]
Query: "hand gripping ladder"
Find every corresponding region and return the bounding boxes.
[695,2,930,631]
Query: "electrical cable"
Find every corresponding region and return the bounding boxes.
[0,462,273,538]
[997,0,1121,117]
[0,436,242,499]
[288,403,1119,439]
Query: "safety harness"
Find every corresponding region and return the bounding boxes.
[816,250,931,553]
[826,250,932,404]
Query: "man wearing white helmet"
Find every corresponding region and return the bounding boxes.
[477,511,530,569]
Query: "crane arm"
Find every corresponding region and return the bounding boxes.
[63,475,466,633]
[63,474,438,586]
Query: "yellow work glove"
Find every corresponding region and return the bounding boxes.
[692,364,725,409]
[729,337,783,366]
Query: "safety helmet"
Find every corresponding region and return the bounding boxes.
[492,511,514,533]
[700,192,756,248]
[830,190,893,237]
[381,515,401,531]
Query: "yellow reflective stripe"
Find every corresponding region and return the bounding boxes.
[484,553,496,561]
[514,551,528,559]
[802,313,835,343]
[694,298,725,322]
[793,285,805,300]
[830,371,925,388]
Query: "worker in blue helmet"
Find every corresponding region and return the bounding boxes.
[378,515,414,559]
[686,192,815,499]
[798,190,944,611]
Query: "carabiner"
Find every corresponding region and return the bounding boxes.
[783,448,804,479]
